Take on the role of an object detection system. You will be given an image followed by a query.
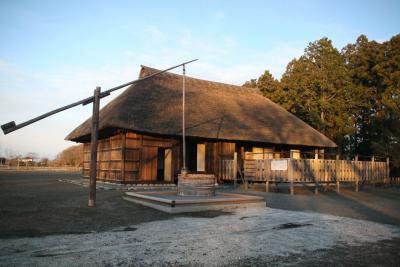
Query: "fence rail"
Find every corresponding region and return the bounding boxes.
[243,158,389,184]
[221,156,394,194]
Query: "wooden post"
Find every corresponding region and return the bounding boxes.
[264,154,269,192]
[88,86,100,207]
[233,152,238,188]
[371,156,375,188]
[265,158,269,193]
[314,159,319,195]
[335,154,340,193]
[121,133,126,182]
[289,151,294,195]
[314,150,319,194]
[386,157,390,185]
[355,154,359,192]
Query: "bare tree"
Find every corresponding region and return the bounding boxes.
[54,144,83,167]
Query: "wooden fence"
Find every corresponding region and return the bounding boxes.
[244,158,388,183]
[221,156,390,194]
[220,153,238,183]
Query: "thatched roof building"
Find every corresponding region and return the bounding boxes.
[66,66,336,148]
[66,66,336,184]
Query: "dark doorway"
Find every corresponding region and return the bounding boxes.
[186,139,197,172]
[157,148,165,181]
[185,139,206,172]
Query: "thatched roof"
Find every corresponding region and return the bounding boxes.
[66,66,337,148]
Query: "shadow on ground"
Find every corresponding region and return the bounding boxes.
[0,171,230,239]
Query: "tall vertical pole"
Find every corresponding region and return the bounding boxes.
[88,86,100,207]
[181,64,187,174]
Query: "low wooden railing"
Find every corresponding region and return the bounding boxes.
[221,156,391,194]
[244,158,389,184]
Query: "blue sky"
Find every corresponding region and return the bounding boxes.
[0,0,399,159]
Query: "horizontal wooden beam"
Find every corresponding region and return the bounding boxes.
[1,59,198,135]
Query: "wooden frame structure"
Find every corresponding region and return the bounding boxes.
[221,154,390,194]
[82,132,237,184]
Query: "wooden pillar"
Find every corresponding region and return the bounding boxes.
[264,151,269,192]
[371,156,375,188]
[355,154,359,192]
[314,150,319,194]
[88,86,100,207]
[289,151,294,195]
[107,138,111,180]
[335,154,340,193]
[386,157,390,185]
[121,133,126,182]
[314,160,319,195]
[233,152,238,188]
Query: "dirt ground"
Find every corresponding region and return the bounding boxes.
[0,171,228,238]
[1,171,400,266]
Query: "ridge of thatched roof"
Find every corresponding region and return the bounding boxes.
[65,66,337,148]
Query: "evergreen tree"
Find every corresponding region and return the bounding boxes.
[244,70,284,105]
[343,34,400,167]
[245,34,400,170]
[280,38,355,151]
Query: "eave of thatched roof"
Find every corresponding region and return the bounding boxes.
[65,66,337,148]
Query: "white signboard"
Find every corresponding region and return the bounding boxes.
[271,159,288,171]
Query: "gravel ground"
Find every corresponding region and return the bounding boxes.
[235,183,400,226]
[1,171,400,266]
[1,207,399,266]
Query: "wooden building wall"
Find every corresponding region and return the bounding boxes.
[83,132,237,183]
[205,142,235,177]
[83,132,177,183]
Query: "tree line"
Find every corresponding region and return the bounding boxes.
[244,34,400,171]
[2,144,83,167]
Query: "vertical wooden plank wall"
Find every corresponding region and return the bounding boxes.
[124,133,141,182]
[205,141,235,180]
[83,135,123,182]
[83,143,90,177]
[83,132,175,183]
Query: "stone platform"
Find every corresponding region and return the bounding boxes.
[123,191,266,213]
